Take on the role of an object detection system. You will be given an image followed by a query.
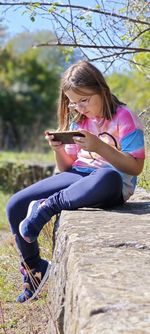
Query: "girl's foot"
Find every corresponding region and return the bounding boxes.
[16,259,51,303]
[19,200,51,243]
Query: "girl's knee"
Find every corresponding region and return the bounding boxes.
[6,191,26,223]
[106,169,122,189]
[96,168,123,196]
[109,169,122,181]
[95,168,122,186]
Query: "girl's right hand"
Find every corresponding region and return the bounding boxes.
[45,132,64,151]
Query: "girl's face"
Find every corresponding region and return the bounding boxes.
[65,88,103,119]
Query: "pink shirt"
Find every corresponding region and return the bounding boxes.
[65,106,145,201]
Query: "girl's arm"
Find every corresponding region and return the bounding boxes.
[45,134,77,172]
[73,130,144,176]
[54,148,77,172]
[95,139,144,175]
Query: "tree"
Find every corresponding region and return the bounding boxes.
[0,1,149,149]
[0,1,149,71]
[132,30,150,78]
[0,18,7,46]
[0,30,80,150]
[107,70,150,147]
[107,71,150,113]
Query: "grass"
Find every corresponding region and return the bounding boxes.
[0,232,54,332]
[0,151,55,333]
[0,207,54,334]
[0,149,149,190]
[138,157,150,191]
[0,149,55,230]
[0,191,11,230]
[0,150,55,164]
[0,150,149,333]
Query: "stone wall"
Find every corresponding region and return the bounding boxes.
[47,188,150,334]
[0,160,55,192]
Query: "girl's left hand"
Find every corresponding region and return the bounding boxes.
[73,130,101,152]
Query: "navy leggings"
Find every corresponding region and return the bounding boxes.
[6,167,123,267]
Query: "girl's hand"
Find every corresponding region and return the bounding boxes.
[45,132,64,151]
[73,130,144,176]
[73,130,101,152]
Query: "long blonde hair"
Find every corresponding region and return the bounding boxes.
[57,60,125,130]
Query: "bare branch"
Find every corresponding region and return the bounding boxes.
[0,1,149,70]
[68,0,76,44]
[34,42,150,53]
[0,2,149,26]
[125,28,150,49]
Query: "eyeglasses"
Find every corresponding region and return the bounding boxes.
[68,96,92,111]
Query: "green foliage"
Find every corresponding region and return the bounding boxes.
[0,196,53,332]
[0,190,10,230]
[0,150,55,193]
[0,150,54,163]
[107,71,150,113]
[61,46,75,63]
[121,1,150,75]
[0,20,7,46]
[132,30,150,77]
[31,15,36,22]
[107,70,150,191]
[0,52,58,118]
[0,159,55,193]
[32,2,40,8]
[0,30,80,150]
[138,158,150,190]
[78,13,92,27]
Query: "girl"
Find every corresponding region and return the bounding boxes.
[6,60,145,303]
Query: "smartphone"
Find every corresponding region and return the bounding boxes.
[45,130,85,144]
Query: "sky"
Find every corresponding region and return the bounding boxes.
[0,1,129,73]
[0,1,110,72]
[0,2,54,37]
[0,0,94,37]
[0,1,100,59]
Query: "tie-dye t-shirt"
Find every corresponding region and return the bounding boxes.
[64,106,145,201]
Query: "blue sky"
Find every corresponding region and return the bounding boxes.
[0,1,109,71]
[0,0,94,37]
[1,3,54,37]
[0,1,128,72]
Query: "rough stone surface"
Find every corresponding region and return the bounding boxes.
[47,187,150,334]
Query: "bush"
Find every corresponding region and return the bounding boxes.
[0,160,55,192]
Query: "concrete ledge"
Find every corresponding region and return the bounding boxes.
[47,188,150,334]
